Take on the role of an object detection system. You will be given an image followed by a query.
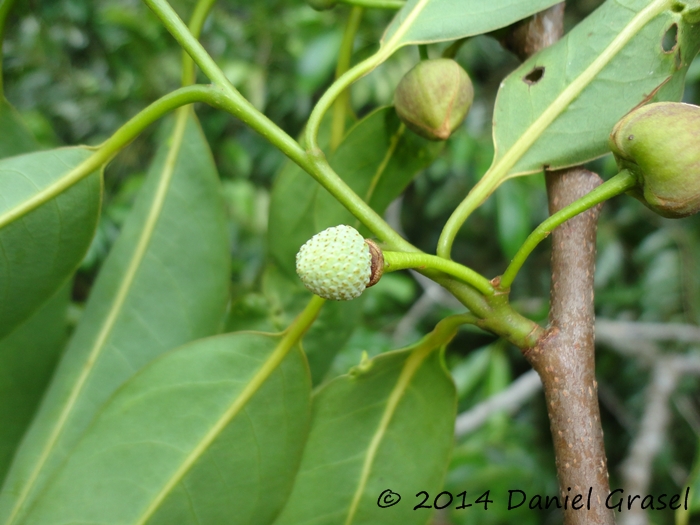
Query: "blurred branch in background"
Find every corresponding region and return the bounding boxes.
[454,369,541,437]
[596,320,700,525]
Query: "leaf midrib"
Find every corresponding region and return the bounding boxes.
[3,107,193,525]
[343,345,432,525]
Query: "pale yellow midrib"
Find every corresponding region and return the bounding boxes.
[492,0,671,183]
[3,107,192,525]
[132,296,325,525]
[344,345,432,525]
[380,0,430,54]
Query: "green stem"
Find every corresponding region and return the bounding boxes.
[0,0,20,96]
[438,170,503,259]
[383,251,494,296]
[437,0,672,259]
[0,84,218,231]
[499,169,637,290]
[143,0,412,253]
[306,52,388,152]
[418,44,429,60]
[339,0,405,8]
[181,0,218,86]
[142,0,544,350]
[330,6,364,151]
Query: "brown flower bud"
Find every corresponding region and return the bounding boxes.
[609,102,700,218]
[394,58,474,141]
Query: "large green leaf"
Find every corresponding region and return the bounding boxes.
[382,0,561,48]
[0,98,37,159]
[0,286,68,485]
[0,99,67,487]
[275,346,456,525]
[0,110,230,524]
[20,332,311,525]
[269,106,442,279]
[0,147,101,339]
[493,0,700,178]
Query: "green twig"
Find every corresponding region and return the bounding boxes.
[418,44,429,60]
[330,6,364,151]
[141,0,545,350]
[499,169,637,289]
[383,251,494,296]
[143,0,414,253]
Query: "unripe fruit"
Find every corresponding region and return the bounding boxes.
[295,225,383,301]
[394,58,474,141]
[609,102,700,218]
[306,0,337,10]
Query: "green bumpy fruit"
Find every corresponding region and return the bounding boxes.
[394,58,474,141]
[296,225,372,301]
[306,0,337,10]
[609,102,700,218]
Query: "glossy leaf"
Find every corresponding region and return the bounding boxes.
[0,99,38,159]
[493,0,700,178]
[0,101,67,486]
[269,106,442,279]
[0,111,230,523]
[0,147,101,339]
[21,332,311,525]
[382,0,561,48]
[275,347,456,525]
[0,286,68,484]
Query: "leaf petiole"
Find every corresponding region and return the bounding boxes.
[499,169,637,290]
[383,251,495,296]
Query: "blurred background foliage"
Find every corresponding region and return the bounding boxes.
[3,0,700,523]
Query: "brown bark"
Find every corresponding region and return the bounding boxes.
[524,169,614,525]
[505,5,615,525]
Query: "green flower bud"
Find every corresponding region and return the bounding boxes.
[609,102,700,218]
[306,0,337,10]
[394,58,474,141]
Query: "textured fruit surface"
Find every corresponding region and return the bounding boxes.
[609,102,700,218]
[394,58,474,141]
[296,225,371,301]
